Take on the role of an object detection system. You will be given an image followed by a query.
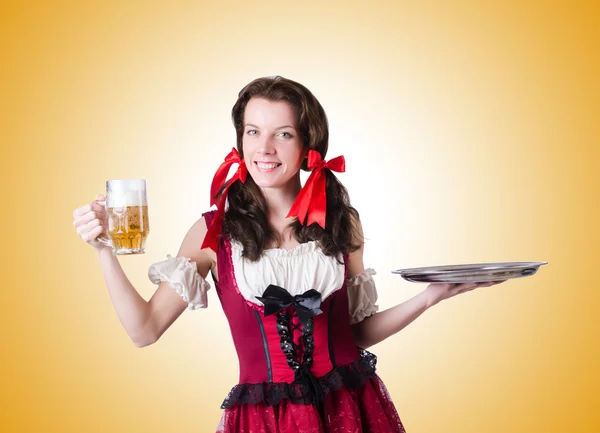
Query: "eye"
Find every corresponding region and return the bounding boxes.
[278,132,293,139]
[246,129,258,136]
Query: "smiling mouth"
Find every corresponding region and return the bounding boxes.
[255,162,282,170]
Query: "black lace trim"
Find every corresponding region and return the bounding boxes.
[220,349,377,409]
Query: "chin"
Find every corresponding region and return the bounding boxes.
[253,180,281,189]
[249,170,298,190]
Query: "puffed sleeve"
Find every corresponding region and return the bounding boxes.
[347,268,379,325]
[147,255,211,310]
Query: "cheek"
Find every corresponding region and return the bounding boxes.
[241,143,252,167]
[242,140,255,158]
[284,150,304,169]
[291,143,306,162]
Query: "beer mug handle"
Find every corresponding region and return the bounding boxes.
[93,199,112,248]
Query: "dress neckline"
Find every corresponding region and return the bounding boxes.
[223,237,346,313]
[262,240,319,257]
[228,239,320,258]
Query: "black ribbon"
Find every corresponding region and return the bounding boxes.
[257,285,323,327]
[295,364,327,421]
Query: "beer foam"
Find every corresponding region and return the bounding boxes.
[106,180,147,207]
[107,190,147,207]
[107,179,146,192]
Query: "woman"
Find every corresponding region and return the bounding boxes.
[72,76,503,432]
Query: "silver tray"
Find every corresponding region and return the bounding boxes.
[392,262,548,283]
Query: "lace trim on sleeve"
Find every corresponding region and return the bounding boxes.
[148,255,210,310]
[347,268,378,324]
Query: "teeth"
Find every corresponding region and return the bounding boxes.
[257,162,280,169]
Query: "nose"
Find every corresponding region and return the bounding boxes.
[256,136,276,154]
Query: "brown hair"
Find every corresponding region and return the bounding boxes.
[221,76,361,261]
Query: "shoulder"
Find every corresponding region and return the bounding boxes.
[176,213,217,279]
[346,210,366,279]
[349,210,364,246]
[202,210,217,227]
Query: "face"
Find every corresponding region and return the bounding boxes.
[242,97,307,189]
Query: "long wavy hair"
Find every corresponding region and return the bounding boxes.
[220,76,361,261]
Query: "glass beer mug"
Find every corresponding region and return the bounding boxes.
[96,179,150,255]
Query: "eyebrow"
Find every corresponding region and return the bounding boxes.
[244,123,297,131]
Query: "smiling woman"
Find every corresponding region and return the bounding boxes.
[72,75,505,433]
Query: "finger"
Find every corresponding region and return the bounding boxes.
[72,197,105,218]
[86,225,106,242]
[458,288,477,295]
[73,211,106,230]
[456,283,479,293]
[86,219,103,232]
[463,281,505,291]
[76,219,103,238]
[73,211,103,228]
[73,203,99,218]
[77,203,106,220]
[429,283,457,290]
[73,205,91,218]
[478,280,507,287]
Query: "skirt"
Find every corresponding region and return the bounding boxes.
[216,374,406,433]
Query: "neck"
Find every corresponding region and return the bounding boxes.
[261,175,302,220]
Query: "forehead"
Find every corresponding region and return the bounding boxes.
[244,97,298,127]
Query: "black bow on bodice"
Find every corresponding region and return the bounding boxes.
[256,285,323,327]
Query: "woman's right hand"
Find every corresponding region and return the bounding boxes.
[73,194,110,251]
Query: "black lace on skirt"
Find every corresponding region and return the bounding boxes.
[220,349,378,409]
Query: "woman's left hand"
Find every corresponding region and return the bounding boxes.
[424,280,507,308]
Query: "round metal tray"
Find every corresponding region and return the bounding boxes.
[392,261,548,283]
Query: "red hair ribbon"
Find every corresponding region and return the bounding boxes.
[286,150,345,229]
[202,148,247,251]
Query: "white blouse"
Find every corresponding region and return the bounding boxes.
[148,242,378,323]
[230,240,344,306]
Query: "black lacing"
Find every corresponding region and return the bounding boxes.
[276,310,315,370]
[275,310,325,418]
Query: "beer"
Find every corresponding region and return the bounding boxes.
[107,205,149,254]
[100,179,150,255]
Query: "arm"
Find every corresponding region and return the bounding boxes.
[94,217,215,348]
[73,196,216,347]
[348,218,503,349]
[347,219,430,349]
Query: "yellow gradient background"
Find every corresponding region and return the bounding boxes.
[1,1,598,432]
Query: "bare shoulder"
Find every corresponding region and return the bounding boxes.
[176,215,217,279]
[347,210,366,278]
[350,210,365,245]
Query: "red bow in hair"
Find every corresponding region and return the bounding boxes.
[202,148,247,251]
[286,150,345,229]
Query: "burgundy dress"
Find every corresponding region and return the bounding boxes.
[206,212,406,433]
